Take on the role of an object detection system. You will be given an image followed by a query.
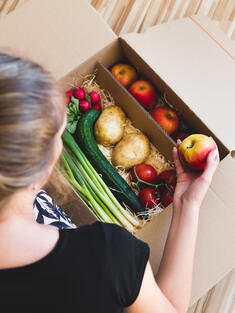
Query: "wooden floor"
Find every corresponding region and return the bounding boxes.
[89,0,235,40]
[0,0,234,312]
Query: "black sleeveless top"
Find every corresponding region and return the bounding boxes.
[0,222,149,313]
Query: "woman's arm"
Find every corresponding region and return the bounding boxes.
[124,142,219,313]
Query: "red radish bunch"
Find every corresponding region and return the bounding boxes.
[66,87,102,112]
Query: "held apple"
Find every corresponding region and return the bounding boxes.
[179,134,216,171]
[151,107,179,135]
[110,63,137,87]
[129,80,157,111]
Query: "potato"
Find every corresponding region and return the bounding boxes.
[112,133,150,170]
[94,106,126,146]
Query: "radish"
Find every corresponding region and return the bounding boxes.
[80,100,90,112]
[93,103,102,111]
[74,88,85,100]
[89,92,100,104]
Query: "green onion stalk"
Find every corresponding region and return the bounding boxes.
[61,131,140,232]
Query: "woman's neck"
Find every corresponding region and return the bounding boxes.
[0,187,60,270]
[0,187,38,224]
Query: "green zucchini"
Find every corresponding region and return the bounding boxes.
[75,109,146,215]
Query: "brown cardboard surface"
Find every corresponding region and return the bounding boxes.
[0,0,116,79]
[119,38,229,160]
[121,15,235,152]
[95,62,175,162]
[0,0,234,306]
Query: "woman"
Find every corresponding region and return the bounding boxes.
[0,52,219,313]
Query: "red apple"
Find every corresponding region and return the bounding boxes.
[110,63,137,87]
[129,80,157,111]
[179,134,216,171]
[74,87,85,100]
[89,92,100,104]
[151,107,179,135]
[79,100,90,112]
[172,131,190,142]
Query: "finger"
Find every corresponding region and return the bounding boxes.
[176,139,181,147]
[200,148,219,184]
[172,147,184,175]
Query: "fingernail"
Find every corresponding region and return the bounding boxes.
[211,149,217,159]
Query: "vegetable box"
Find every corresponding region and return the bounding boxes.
[0,0,234,306]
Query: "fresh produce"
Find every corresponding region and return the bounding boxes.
[66,96,81,134]
[74,87,85,100]
[89,91,100,104]
[172,131,190,142]
[160,188,174,207]
[151,107,179,135]
[179,134,216,171]
[156,170,176,207]
[66,90,74,106]
[66,86,102,133]
[156,170,177,188]
[112,133,150,170]
[66,90,74,98]
[130,164,158,189]
[93,103,102,111]
[62,130,140,232]
[110,63,137,87]
[79,100,90,112]
[139,187,160,209]
[75,109,146,214]
[94,106,126,146]
[129,80,157,111]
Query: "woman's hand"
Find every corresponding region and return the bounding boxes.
[173,139,219,211]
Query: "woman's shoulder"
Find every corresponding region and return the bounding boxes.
[63,222,141,247]
[60,222,149,265]
[62,222,135,247]
[59,223,150,308]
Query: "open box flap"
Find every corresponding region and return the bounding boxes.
[0,0,116,79]
[137,153,235,305]
[121,15,235,152]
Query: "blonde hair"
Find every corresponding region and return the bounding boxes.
[0,53,65,203]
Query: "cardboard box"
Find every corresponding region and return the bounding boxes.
[0,0,234,305]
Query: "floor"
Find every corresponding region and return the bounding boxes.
[0,0,234,312]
